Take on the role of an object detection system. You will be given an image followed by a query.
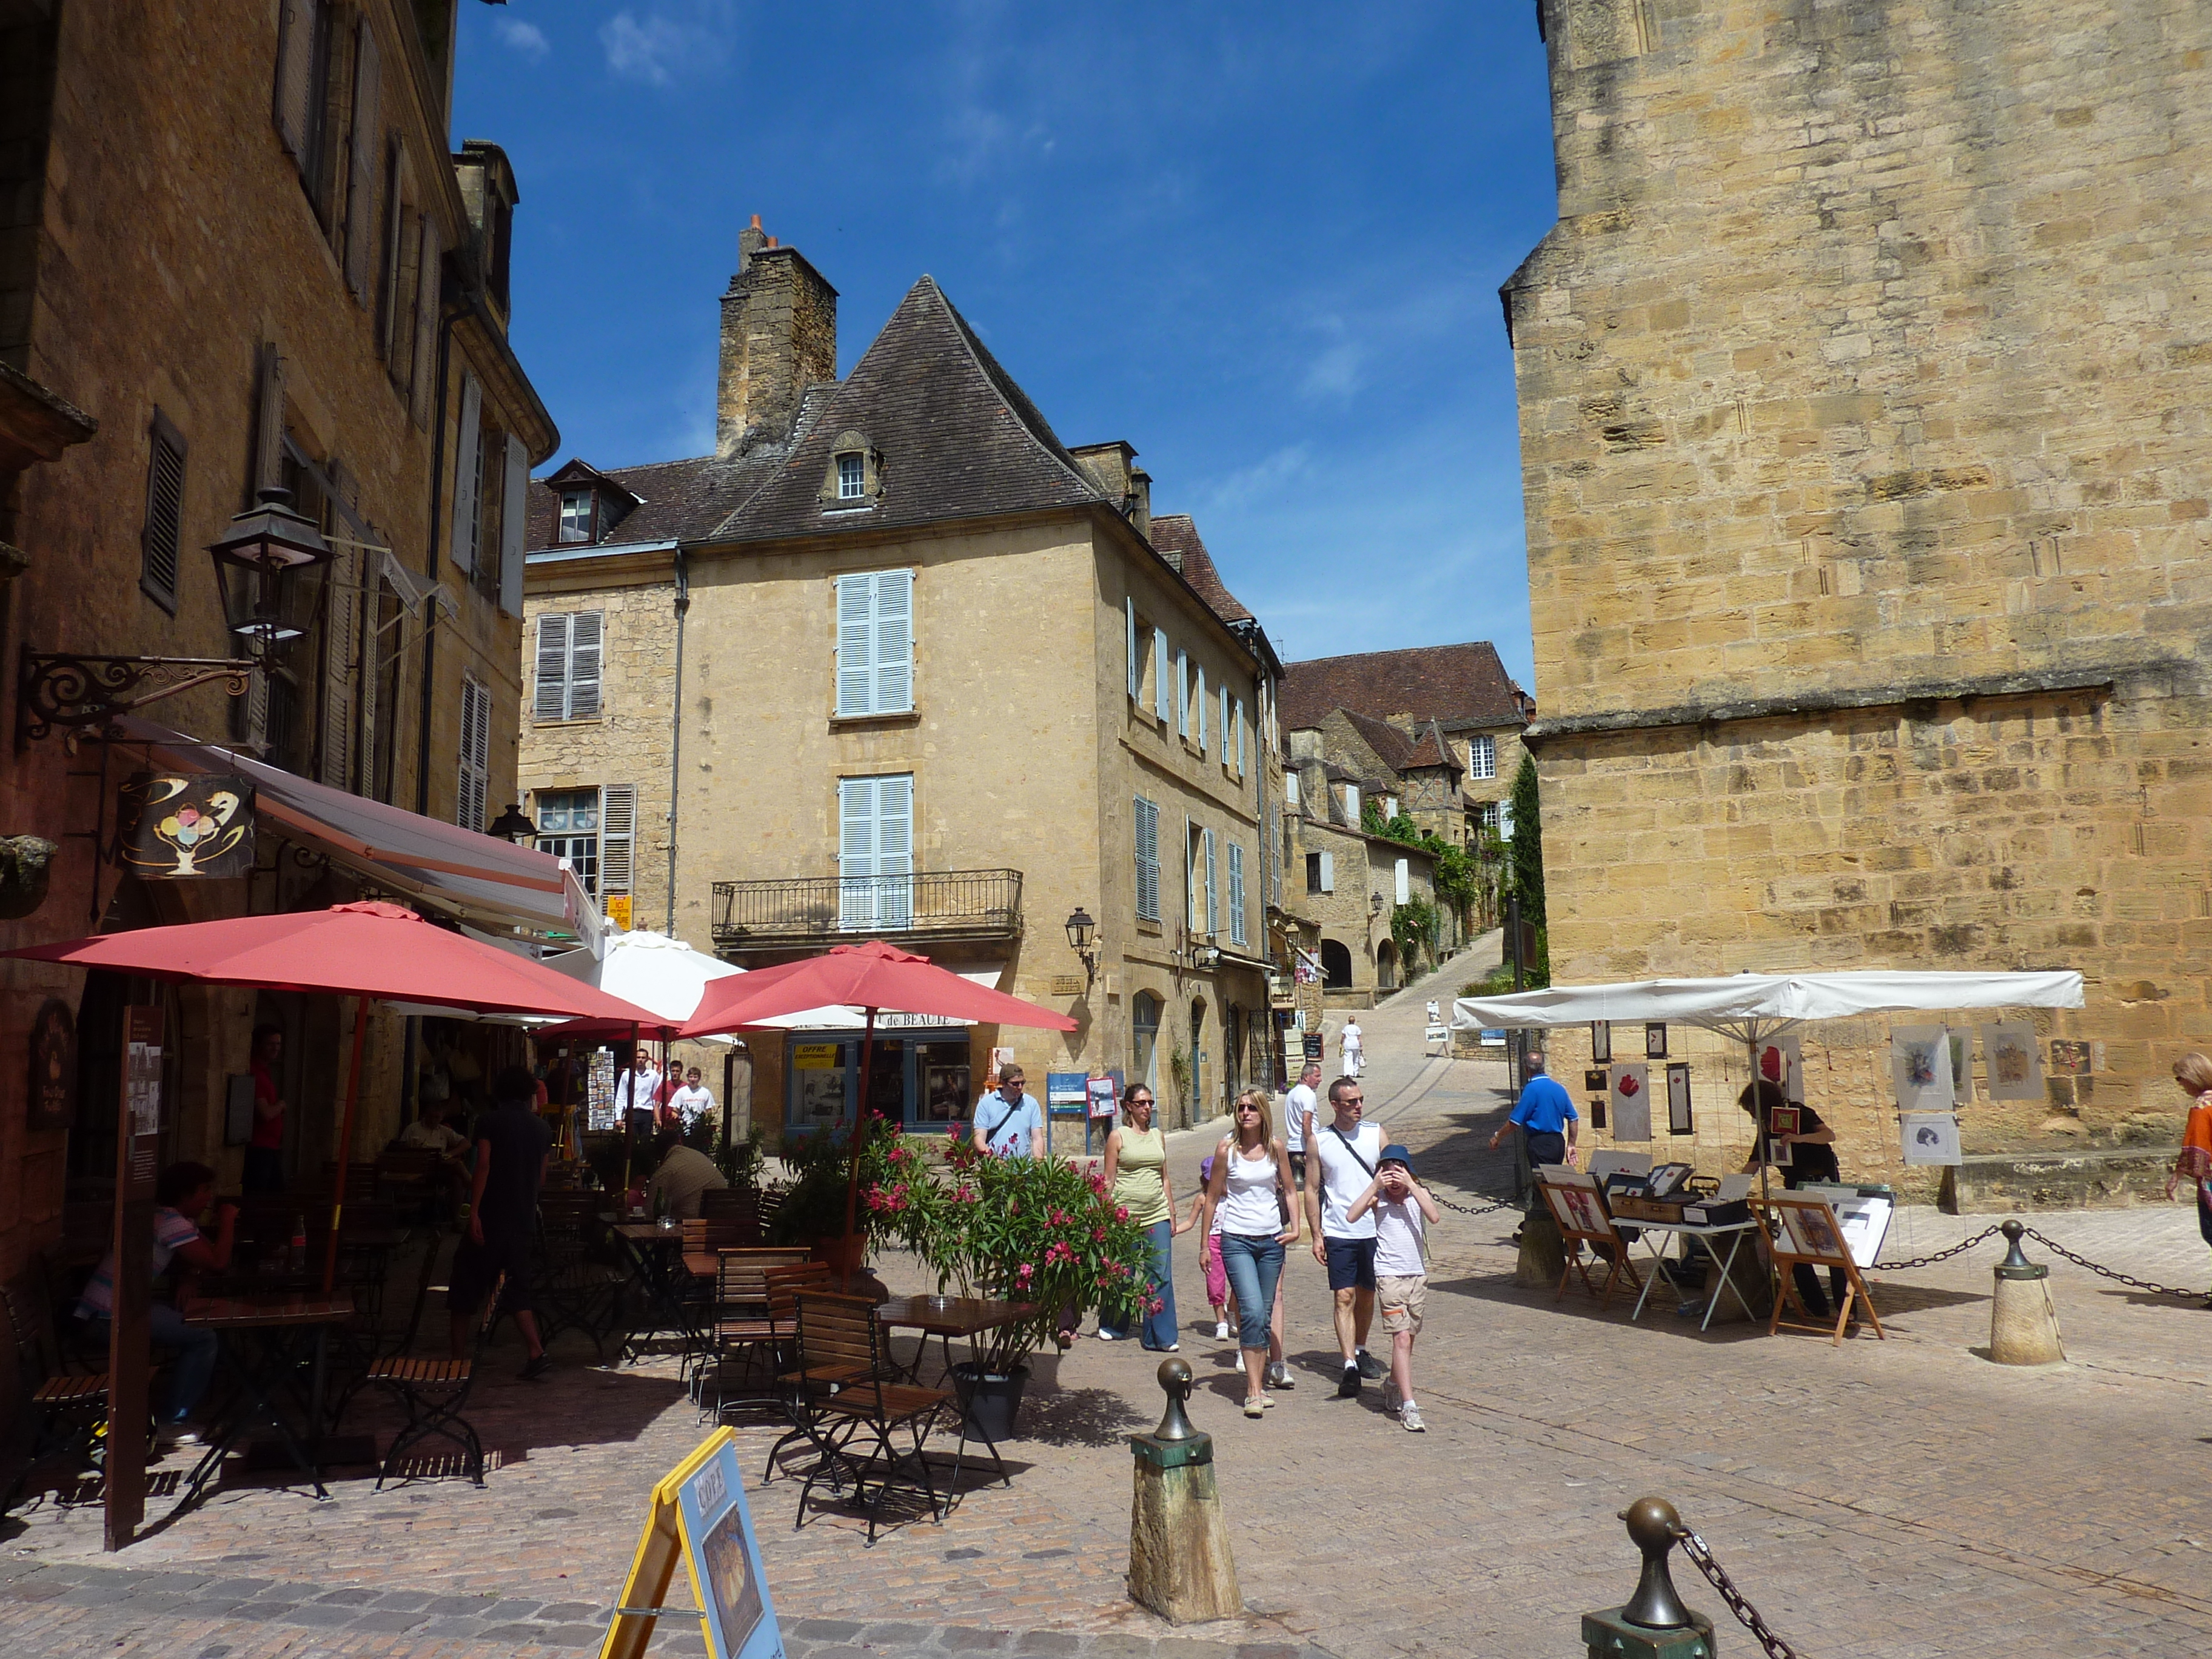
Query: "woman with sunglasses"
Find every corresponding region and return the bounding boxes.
[1097,1084,1179,1349]
[1183,1088,1299,1416]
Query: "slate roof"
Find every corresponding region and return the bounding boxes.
[1339,708,1416,773]
[1280,641,1532,732]
[1404,719,1458,772]
[1148,515,1255,625]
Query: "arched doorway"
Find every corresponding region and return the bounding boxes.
[1320,939,1353,990]
[1376,939,1398,991]
[1131,992,1162,1100]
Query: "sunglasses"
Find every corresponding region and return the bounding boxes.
[1236,1102,1262,1113]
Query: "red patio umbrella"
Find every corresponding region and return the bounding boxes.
[677,940,1078,1286]
[7,900,662,1287]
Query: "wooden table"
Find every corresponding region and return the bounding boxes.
[180,1293,357,1502]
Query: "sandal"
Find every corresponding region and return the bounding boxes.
[1243,1395,1266,1419]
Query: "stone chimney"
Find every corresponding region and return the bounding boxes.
[1069,441,1150,540]
[717,215,837,458]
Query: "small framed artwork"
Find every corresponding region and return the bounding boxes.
[1644,1023,1667,1061]
[1769,1105,1801,1138]
[1666,1062,1693,1135]
[1590,1021,1612,1064]
[1584,1068,1609,1093]
[1590,1097,1607,1130]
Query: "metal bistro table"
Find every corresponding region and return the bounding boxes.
[874,1295,1036,1504]
[610,1220,692,1363]
[180,1293,357,1502]
[1624,1216,1765,1332]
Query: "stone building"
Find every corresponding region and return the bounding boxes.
[521,220,1285,1139]
[0,0,562,1289]
[1279,755,1439,1007]
[1504,0,2212,1199]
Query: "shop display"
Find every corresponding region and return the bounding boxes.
[1666,1061,1693,1135]
[586,1050,617,1130]
[1980,1022,2043,1101]
[1644,1022,1667,1059]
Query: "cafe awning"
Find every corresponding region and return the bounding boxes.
[110,716,601,951]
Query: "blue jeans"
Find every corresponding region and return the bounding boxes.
[1218,1233,1285,1351]
[80,1304,219,1423]
[1102,1221,1178,1348]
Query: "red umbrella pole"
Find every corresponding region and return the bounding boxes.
[322,996,370,1293]
[838,1005,877,1293]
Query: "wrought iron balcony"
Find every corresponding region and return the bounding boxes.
[711,868,1024,951]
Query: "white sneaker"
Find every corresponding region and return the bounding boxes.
[1267,1361,1294,1390]
[1400,1403,1426,1432]
[1213,1321,1230,1341]
[1096,1328,1120,1341]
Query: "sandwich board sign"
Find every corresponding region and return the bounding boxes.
[602,1427,781,1659]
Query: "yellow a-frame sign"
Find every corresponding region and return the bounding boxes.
[602,1427,783,1659]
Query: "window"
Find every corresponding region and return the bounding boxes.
[1134,796,1161,922]
[837,454,865,500]
[1228,843,1247,946]
[273,0,333,213]
[559,489,592,543]
[834,569,915,717]
[534,610,604,720]
[1479,799,1504,838]
[140,410,187,612]
[1395,857,1411,905]
[1205,829,1219,937]
[1384,795,1399,821]
[1470,734,1496,780]
[456,673,489,833]
[839,774,914,929]
[1307,850,1333,894]
[1219,685,1230,764]
[1131,992,1162,1096]
[819,431,881,507]
[1235,700,1247,777]
[1343,784,1360,822]
[449,371,483,575]
[534,788,600,894]
[341,15,381,307]
[1285,771,1300,808]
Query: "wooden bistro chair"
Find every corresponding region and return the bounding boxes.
[1535,1173,1643,1309]
[534,1190,624,1359]
[364,1270,505,1489]
[697,1186,758,1237]
[790,1290,953,1546]
[0,1281,109,1516]
[699,1250,814,1421]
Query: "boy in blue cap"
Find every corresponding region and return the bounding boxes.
[1347,1144,1440,1431]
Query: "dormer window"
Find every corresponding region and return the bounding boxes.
[559,488,592,543]
[819,431,884,510]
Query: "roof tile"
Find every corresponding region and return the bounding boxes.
[1281,642,1531,732]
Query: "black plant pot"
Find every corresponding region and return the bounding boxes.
[950,1361,1029,1443]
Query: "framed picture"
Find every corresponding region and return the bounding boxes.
[1584,1068,1609,1093]
[1609,1062,1651,1141]
[1981,1022,2042,1101]
[1774,1198,1848,1264]
[1590,1021,1612,1064]
[923,1064,970,1123]
[1891,1024,1956,1111]
[1900,1111,1962,1167]
[1768,1105,1801,1138]
[1644,1023,1667,1060]
[1590,1097,1607,1130]
[1666,1062,1693,1135]
[2049,1038,2092,1078]
[1753,1035,1805,1105]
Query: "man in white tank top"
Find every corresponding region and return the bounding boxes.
[1304,1076,1386,1396]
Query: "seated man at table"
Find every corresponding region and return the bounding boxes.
[646,1126,727,1221]
[75,1161,238,1449]
[401,1097,469,1161]
[449,1065,552,1379]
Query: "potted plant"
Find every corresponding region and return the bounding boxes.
[867,1127,1155,1439]
[766,1114,900,1269]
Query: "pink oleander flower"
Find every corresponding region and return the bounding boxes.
[956,1184,976,1203]
[1016,1261,1035,1284]
[1048,1207,1068,1227]
[1115,1205,1129,1222]
[1091,1226,1106,1242]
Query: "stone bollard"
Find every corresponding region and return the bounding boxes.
[1581,1498,1718,1659]
[1127,1358,1242,1624]
[1516,1198,1566,1290]
[1989,1219,2066,1366]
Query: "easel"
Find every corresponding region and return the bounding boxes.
[602,1427,781,1659]
[1756,1193,1886,1346]
[1536,1171,1643,1308]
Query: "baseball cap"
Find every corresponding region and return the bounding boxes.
[1378,1144,1415,1176]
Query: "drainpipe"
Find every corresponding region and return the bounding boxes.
[666,547,689,934]
[414,294,457,816]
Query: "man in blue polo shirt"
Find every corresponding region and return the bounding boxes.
[1489,1053,1580,1171]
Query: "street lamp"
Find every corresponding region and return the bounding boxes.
[488,803,538,843]
[1064,905,1099,986]
[207,486,333,659]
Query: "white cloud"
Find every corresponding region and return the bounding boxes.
[1201,444,1310,512]
[493,17,550,62]
[600,3,736,87]
[1301,339,1364,399]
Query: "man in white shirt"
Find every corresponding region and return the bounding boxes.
[669,1066,716,1131]
[614,1053,662,1138]
[1284,1061,1322,1194]
[1304,1075,1386,1397]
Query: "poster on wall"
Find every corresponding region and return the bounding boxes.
[1948,1029,1973,1104]
[1891,1025,1956,1111]
[27,998,75,1133]
[1087,1074,1121,1119]
[587,1050,617,1130]
[1981,1022,2044,1101]
[923,1065,970,1122]
[1900,1111,1962,1166]
[1666,1062,1693,1136]
[793,1044,846,1126]
[1609,1062,1652,1142]
[1590,1022,1612,1064]
[1753,1034,1805,1105]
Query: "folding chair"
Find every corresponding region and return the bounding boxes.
[365,1270,504,1488]
[792,1291,953,1545]
[1536,1174,1643,1308]
[698,1187,758,1236]
[0,1281,109,1515]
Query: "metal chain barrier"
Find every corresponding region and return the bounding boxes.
[1869,1225,2002,1272]
[1430,1191,1518,1219]
[2019,1225,2204,1299]
[1675,1527,1802,1659]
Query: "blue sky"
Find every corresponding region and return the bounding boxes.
[454,2,1559,693]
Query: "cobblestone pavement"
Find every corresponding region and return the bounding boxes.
[8,940,2211,1657]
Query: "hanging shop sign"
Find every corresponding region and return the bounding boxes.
[117,772,253,878]
[27,997,75,1132]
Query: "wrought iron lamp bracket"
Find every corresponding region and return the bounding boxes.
[18,649,257,752]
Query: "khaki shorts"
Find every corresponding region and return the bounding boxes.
[1377,1273,1426,1335]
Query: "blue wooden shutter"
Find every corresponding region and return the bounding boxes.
[835,574,873,716]
[1196,665,1207,752]
[1153,629,1170,720]
[1205,828,1219,937]
[875,570,913,712]
[534,612,569,720]
[1134,796,1160,922]
[838,775,877,927]
[1125,598,1138,699]
[1228,843,1246,945]
[1175,649,1189,735]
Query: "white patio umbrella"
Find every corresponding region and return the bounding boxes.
[1454,968,2085,1198]
[542,929,745,1042]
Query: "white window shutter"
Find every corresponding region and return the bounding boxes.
[1219,685,1230,761]
[601,784,636,897]
[1395,857,1410,905]
[1196,666,1207,752]
[838,776,877,928]
[1153,629,1170,721]
[378,137,407,360]
[1175,650,1189,736]
[835,574,873,716]
[1319,850,1334,894]
[449,371,482,574]
[1184,817,1197,931]
[500,432,528,615]
[343,18,380,304]
[1205,828,1219,937]
[1228,843,1246,946]
[455,675,487,831]
[534,612,569,720]
[568,610,603,717]
[1134,796,1159,923]
[1125,598,1138,699]
[1236,700,1247,776]
[274,0,317,161]
[409,214,440,429]
[877,773,914,927]
[875,570,914,712]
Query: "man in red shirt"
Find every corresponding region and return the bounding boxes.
[244,1024,286,1194]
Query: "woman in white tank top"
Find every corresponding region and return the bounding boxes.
[1179,1088,1298,1416]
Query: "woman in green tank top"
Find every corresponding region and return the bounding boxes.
[1096,1085,1179,1349]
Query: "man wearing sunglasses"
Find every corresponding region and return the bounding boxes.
[1305,1076,1387,1397]
[971,1065,1045,1160]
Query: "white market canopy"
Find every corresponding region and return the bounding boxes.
[1454,968,2084,1047]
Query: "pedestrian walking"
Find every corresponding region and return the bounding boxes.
[1099,1082,1178,1348]
[1284,1060,1322,1196]
[449,1065,553,1380]
[2165,1052,2212,1305]
[971,1065,1045,1160]
[1305,1075,1387,1396]
[1488,1051,1579,1171]
[1347,1144,1439,1431]
[1187,1155,1231,1340]
[615,1051,662,1141]
[1339,1016,1364,1079]
[1184,1088,1298,1417]
[670,1065,716,1134]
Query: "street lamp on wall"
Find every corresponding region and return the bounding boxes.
[488,803,538,844]
[1064,905,1099,987]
